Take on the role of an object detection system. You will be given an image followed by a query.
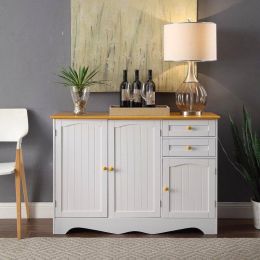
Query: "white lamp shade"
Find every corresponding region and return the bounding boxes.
[164,22,217,62]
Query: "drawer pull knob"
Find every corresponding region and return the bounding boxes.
[109,166,114,172]
[187,126,193,130]
[103,166,108,171]
[163,186,169,192]
[187,146,193,151]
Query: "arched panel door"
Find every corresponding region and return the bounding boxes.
[108,120,161,218]
[162,158,216,218]
[55,120,107,218]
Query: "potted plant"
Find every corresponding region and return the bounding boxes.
[57,66,105,114]
[229,107,260,229]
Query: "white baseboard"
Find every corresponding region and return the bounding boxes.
[218,202,253,219]
[0,202,53,219]
[0,202,253,219]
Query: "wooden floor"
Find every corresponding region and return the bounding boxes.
[0,219,259,238]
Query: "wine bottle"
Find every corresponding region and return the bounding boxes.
[132,70,142,107]
[120,70,130,107]
[144,70,156,107]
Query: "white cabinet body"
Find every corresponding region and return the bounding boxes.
[53,117,218,235]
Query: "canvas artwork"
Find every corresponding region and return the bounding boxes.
[71,0,197,92]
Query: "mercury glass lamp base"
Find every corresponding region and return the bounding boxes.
[181,111,202,116]
[175,61,207,117]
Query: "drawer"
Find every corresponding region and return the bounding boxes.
[163,138,216,157]
[162,120,216,137]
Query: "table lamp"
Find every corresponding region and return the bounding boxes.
[164,22,217,116]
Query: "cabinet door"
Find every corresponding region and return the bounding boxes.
[108,120,161,217]
[162,158,216,218]
[55,120,107,217]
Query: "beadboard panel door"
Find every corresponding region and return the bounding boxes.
[55,120,107,218]
[108,120,161,217]
[162,158,216,218]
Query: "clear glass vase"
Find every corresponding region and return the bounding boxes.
[70,87,90,115]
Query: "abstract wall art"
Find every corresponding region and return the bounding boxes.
[71,0,197,92]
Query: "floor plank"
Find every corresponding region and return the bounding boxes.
[0,219,259,238]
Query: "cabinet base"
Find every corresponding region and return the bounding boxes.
[54,218,217,235]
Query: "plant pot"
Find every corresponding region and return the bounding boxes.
[252,199,260,229]
[70,87,90,115]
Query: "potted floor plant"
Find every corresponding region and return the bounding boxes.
[57,66,105,114]
[229,107,260,229]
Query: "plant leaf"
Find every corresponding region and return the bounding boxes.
[56,65,106,91]
[228,108,260,201]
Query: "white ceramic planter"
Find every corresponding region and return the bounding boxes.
[252,199,260,229]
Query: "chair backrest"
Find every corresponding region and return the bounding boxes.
[0,109,28,142]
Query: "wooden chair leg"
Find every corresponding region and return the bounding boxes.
[20,149,30,219]
[15,149,22,239]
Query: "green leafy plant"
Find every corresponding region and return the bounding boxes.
[57,66,105,94]
[229,107,260,202]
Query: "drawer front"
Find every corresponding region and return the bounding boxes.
[162,120,216,137]
[163,138,216,157]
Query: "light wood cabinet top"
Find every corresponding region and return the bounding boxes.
[50,112,220,120]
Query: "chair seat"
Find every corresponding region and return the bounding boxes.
[0,162,15,175]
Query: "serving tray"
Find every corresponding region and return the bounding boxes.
[109,105,170,116]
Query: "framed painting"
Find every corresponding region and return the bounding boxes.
[71,0,197,92]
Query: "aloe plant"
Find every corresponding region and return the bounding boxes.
[229,107,260,202]
[57,66,105,94]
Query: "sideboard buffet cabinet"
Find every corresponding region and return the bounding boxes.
[51,112,220,234]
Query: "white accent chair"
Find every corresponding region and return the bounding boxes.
[0,109,30,239]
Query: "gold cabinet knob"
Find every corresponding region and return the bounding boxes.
[109,166,114,172]
[187,145,192,151]
[163,186,169,192]
[187,126,193,131]
[103,166,108,171]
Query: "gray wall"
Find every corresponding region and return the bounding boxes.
[198,0,260,201]
[0,0,259,202]
[0,0,71,202]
